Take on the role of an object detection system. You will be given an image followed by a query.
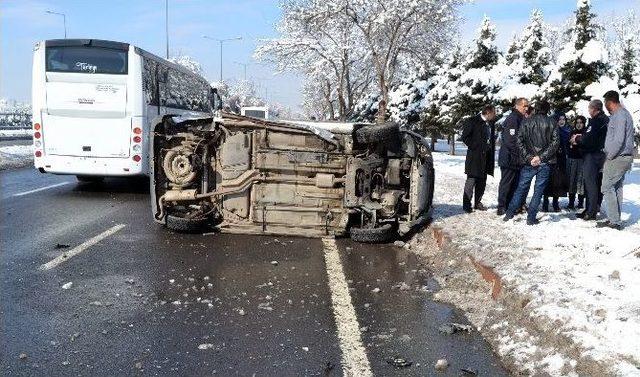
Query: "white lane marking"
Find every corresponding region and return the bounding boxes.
[39,224,126,271]
[12,182,71,197]
[322,237,373,377]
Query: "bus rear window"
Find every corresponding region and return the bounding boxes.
[46,46,128,74]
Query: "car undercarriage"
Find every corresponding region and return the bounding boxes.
[150,113,434,242]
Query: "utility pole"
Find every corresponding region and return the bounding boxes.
[45,11,67,38]
[203,35,242,82]
[234,61,248,81]
[165,0,169,59]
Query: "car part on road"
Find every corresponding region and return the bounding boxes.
[387,356,413,368]
[150,112,434,243]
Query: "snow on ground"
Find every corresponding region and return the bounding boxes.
[0,144,33,170]
[421,140,640,376]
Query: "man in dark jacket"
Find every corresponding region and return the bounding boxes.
[460,104,497,213]
[503,101,559,225]
[497,98,529,215]
[571,99,609,221]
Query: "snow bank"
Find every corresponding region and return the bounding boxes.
[0,144,34,170]
[418,150,640,376]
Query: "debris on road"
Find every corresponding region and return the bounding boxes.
[19,353,27,360]
[387,356,413,368]
[460,367,479,375]
[125,279,135,285]
[198,343,215,350]
[270,260,279,266]
[55,243,70,249]
[301,346,309,352]
[438,322,472,335]
[394,240,406,247]
[371,287,381,294]
[89,301,103,306]
[435,358,449,370]
[61,282,73,290]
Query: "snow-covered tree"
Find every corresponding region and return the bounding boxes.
[387,71,432,127]
[609,11,640,92]
[453,16,501,119]
[544,0,610,113]
[512,10,551,86]
[0,98,31,128]
[169,55,203,75]
[255,0,372,120]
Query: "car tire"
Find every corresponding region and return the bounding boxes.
[166,214,208,233]
[354,122,400,145]
[349,223,396,243]
[76,175,104,183]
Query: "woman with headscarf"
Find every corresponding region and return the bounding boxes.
[542,113,570,212]
[566,115,587,209]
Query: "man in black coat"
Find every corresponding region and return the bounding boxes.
[571,99,609,221]
[460,104,497,213]
[497,98,529,215]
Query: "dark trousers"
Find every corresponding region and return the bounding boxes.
[583,152,605,216]
[506,164,551,222]
[497,167,519,210]
[463,175,487,209]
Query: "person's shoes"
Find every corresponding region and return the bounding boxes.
[566,203,575,210]
[517,205,527,215]
[541,203,549,212]
[576,211,586,219]
[474,203,488,211]
[503,213,514,222]
[463,206,473,213]
[553,203,560,212]
[606,223,624,231]
[582,214,597,221]
[526,218,540,225]
[496,208,505,216]
[596,221,610,228]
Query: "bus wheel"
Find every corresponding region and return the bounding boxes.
[76,175,104,183]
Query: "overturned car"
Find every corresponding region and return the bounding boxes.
[150,112,434,243]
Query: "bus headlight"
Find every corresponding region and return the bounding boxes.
[34,141,42,148]
[132,144,141,152]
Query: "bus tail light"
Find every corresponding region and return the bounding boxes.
[35,150,42,158]
[34,131,41,139]
[133,135,141,143]
[133,155,141,162]
[34,123,41,130]
[133,127,142,135]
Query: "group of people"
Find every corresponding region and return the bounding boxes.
[460,90,636,230]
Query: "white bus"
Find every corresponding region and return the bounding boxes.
[32,39,215,181]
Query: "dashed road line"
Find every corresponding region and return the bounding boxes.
[38,224,126,271]
[12,182,71,197]
[321,237,373,377]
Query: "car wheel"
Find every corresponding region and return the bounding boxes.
[166,213,208,233]
[354,122,400,145]
[349,223,396,243]
[76,175,104,183]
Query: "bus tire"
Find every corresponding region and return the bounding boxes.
[76,175,104,183]
[349,224,396,243]
[166,214,208,233]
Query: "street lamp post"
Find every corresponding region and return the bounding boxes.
[203,35,242,82]
[233,61,248,81]
[45,10,67,38]
[165,0,169,59]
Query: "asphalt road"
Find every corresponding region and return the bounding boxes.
[0,167,509,376]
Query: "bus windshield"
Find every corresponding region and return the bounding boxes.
[46,46,128,74]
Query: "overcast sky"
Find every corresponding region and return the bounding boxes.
[1,0,639,109]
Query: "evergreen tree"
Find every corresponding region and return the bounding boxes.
[619,39,637,89]
[545,0,610,113]
[505,33,519,65]
[453,16,500,120]
[517,9,551,86]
